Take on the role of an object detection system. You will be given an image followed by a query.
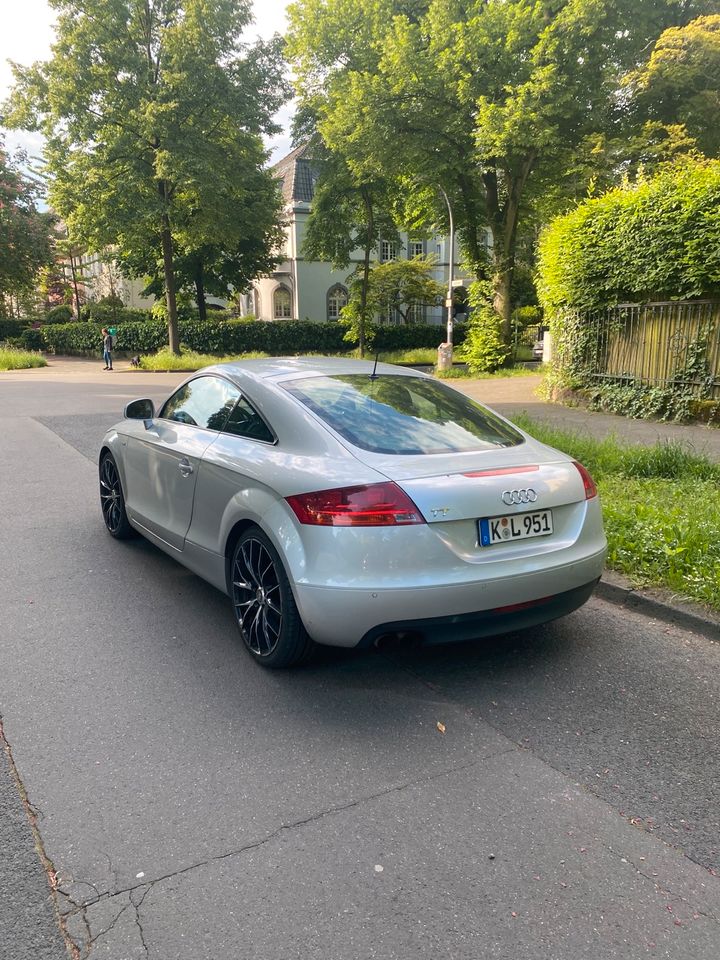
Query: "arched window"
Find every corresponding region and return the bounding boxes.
[327,284,348,321]
[273,286,292,319]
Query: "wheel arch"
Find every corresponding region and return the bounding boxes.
[224,518,262,594]
[98,436,128,494]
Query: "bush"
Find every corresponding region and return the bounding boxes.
[459,291,511,374]
[45,304,74,324]
[84,302,153,324]
[18,328,45,351]
[537,158,720,316]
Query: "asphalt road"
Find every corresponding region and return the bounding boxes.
[1,368,719,959]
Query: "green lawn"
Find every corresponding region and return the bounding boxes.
[512,414,720,610]
[0,347,47,370]
[436,363,542,380]
[138,348,269,371]
[137,345,542,379]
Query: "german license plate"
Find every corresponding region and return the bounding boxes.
[479,509,553,547]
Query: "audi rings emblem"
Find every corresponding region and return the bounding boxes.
[501,488,538,506]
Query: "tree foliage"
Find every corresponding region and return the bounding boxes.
[4,0,286,350]
[287,0,711,338]
[117,158,284,321]
[629,14,720,158]
[0,141,54,316]
[365,257,444,324]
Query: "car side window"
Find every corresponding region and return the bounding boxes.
[160,377,241,431]
[223,395,275,444]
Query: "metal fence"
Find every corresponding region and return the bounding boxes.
[573,300,720,399]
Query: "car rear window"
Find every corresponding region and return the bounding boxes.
[281,374,523,455]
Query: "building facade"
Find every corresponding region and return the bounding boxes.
[241,144,485,324]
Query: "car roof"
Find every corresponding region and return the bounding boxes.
[201,356,430,385]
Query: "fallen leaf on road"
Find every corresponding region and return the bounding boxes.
[436,722,446,734]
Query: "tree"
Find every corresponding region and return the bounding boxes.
[301,145,398,354]
[0,140,54,317]
[287,0,710,340]
[365,257,444,324]
[5,0,286,351]
[629,14,720,158]
[118,159,285,320]
[55,228,97,319]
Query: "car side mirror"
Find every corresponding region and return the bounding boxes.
[124,398,155,425]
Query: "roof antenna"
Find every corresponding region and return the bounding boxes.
[369,351,380,381]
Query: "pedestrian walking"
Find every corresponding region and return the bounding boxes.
[101,328,113,370]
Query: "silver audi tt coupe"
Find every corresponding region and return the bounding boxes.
[99,357,606,667]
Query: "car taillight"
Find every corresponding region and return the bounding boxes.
[573,461,598,499]
[286,482,425,526]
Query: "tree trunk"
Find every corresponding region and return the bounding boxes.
[68,254,82,320]
[492,260,513,342]
[482,156,535,344]
[159,192,179,353]
[359,187,375,358]
[195,260,207,322]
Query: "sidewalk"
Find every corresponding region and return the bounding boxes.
[0,354,174,385]
[455,375,720,463]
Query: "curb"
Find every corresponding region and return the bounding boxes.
[596,571,720,641]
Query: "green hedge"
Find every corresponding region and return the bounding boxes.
[40,320,458,357]
[374,323,466,350]
[537,158,720,315]
[0,318,27,341]
[15,328,45,351]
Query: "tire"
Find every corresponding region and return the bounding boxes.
[99,453,135,540]
[230,527,315,668]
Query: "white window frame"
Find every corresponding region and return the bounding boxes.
[327,285,348,321]
[380,240,396,262]
[273,286,292,319]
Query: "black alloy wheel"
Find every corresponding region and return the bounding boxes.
[231,528,314,668]
[99,453,134,539]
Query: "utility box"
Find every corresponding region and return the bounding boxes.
[437,342,453,370]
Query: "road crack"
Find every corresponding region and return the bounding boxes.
[597,839,720,926]
[66,745,515,921]
[0,713,84,959]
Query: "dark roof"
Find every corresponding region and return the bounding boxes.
[273,143,315,204]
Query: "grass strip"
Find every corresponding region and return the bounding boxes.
[0,347,47,370]
[511,414,720,610]
[139,348,268,371]
[137,345,540,377]
[436,364,541,380]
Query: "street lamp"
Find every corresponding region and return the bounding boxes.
[436,185,455,370]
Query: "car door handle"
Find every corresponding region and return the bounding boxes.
[178,458,194,477]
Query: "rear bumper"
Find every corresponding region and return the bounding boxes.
[294,546,606,647]
[358,578,600,647]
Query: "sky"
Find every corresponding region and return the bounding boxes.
[0,0,295,163]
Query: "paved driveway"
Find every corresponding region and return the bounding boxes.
[1,362,720,959]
